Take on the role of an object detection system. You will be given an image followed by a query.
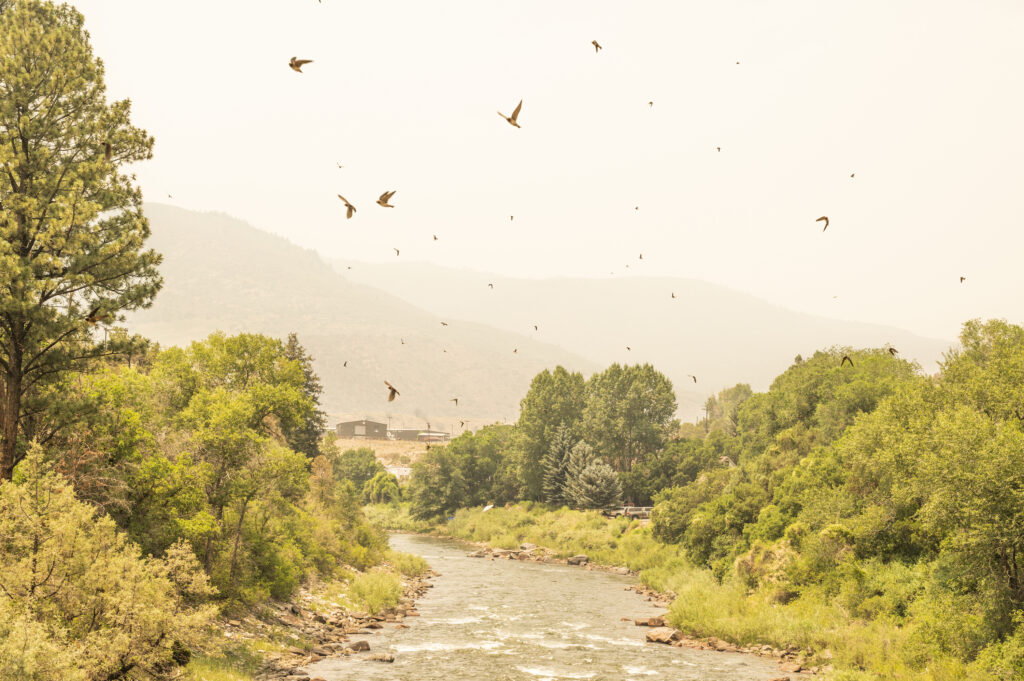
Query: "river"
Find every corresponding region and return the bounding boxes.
[307,534,785,681]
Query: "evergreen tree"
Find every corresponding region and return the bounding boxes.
[282,333,326,457]
[563,440,594,507]
[0,1,162,479]
[567,458,623,510]
[541,422,577,505]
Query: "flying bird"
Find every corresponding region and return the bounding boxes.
[626,346,631,351]
[510,215,514,221]
[85,308,110,325]
[592,40,602,53]
[385,381,400,402]
[850,173,855,178]
[433,235,438,241]
[336,163,344,168]
[482,504,494,512]
[440,321,448,327]
[343,361,348,367]
[887,347,898,356]
[289,57,313,72]
[460,421,466,428]
[488,283,494,289]
[960,276,966,283]
[639,253,643,260]
[687,375,697,383]
[393,248,400,256]
[671,292,676,299]
[513,348,518,354]
[648,101,653,108]
[401,338,405,345]
[337,194,356,219]
[816,216,829,231]
[498,99,523,128]
[841,355,854,367]
[103,141,112,163]
[377,190,396,208]
[716,147,721,152]
[533,325,538,331]
[451,398,459,406]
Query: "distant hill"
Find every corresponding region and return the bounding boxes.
[335,260,955,420]
[128,204,598,430]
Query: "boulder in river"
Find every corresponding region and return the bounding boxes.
[368,653,396,663]
[645,627,682,644]
[634,616,665,627]
[567,554,589,565]
[346,640,371,652]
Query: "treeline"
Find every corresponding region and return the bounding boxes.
[1,332,389,678]
[402,319,1024,676]
[406,363,677,519]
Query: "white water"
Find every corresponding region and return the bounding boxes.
[307,534,784,681]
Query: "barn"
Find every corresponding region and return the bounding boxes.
[336,419,388,439]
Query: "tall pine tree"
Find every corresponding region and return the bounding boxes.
[282,333,326,458]
[541,422,577,505]
[0,1,162,478]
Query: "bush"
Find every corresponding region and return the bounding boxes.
[348,572,402,615]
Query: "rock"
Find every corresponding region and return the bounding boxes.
[365,622,383,629]
[520,542,537,550]
[516,552,530,561]
[468,549,488,558]
[311,646,332,657]
[766,678,791,681]
[779,661,803,673]
[286,646,305,655]
[289,604,301,615]
[645,627,681,644]
[611,566,630,575]
[634,616,665,627]
[227,619,242,627]
[367,653,395,663]
[567,554,589,565]
[346,640,371,652]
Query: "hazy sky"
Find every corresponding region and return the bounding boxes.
[69,0,1023,340]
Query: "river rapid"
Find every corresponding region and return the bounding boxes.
[307,534,784,681]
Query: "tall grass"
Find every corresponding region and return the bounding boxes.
[363,503,434,532]
[349,571,402,614]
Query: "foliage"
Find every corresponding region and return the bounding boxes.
[0,0,162,479]
[364,470,401,504]
[565,457,622,509]
[348,572,402,615]
[281,333,327,458]
[333,447,385,495]
[514,367,585,499]
[0,446,216,681]
[540,422,577,505]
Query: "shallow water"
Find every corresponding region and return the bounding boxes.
[307,534,783,681]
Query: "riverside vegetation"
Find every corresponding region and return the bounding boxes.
[369,318,1024,681]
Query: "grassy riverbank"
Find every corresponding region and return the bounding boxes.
[178,550,429,681]
[368,502,1015,681]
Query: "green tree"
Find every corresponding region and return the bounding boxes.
[282,332,326,457]
[566,458,622,510]
[541,422,577,505]
[582,364,677,471]
[515,367,585,499]
[0,446,215,680]
[334,447,385,493]
[364,470,401,504]
[0,1,162,479]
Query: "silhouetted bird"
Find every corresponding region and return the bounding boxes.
[592,40,602,53]
[716,147,721,152]
[451,398,459,406]
[377,190,396,207]
[649,101,653,108]
[85,308,110,326]
[626,346,631,351]
[337,162,344,168]
[688,374,697,383]
[460,420,466,428]
[816,216,829,231]
[533,325,538,331]
[513,348,518,354]
[440,321,448,327]
[393,248,400,256]
[289,57,313,72]
[671,292,676,299]
[385,381,400,402]
[841,355,854,367]
[433,234,438,240]
[850,173,855,178]
[343,361,348,367]
[498,99,523,128]
[960,276,966,283]
[337,194,356,219]
[888,347,898,356]
[488,283,494,289]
